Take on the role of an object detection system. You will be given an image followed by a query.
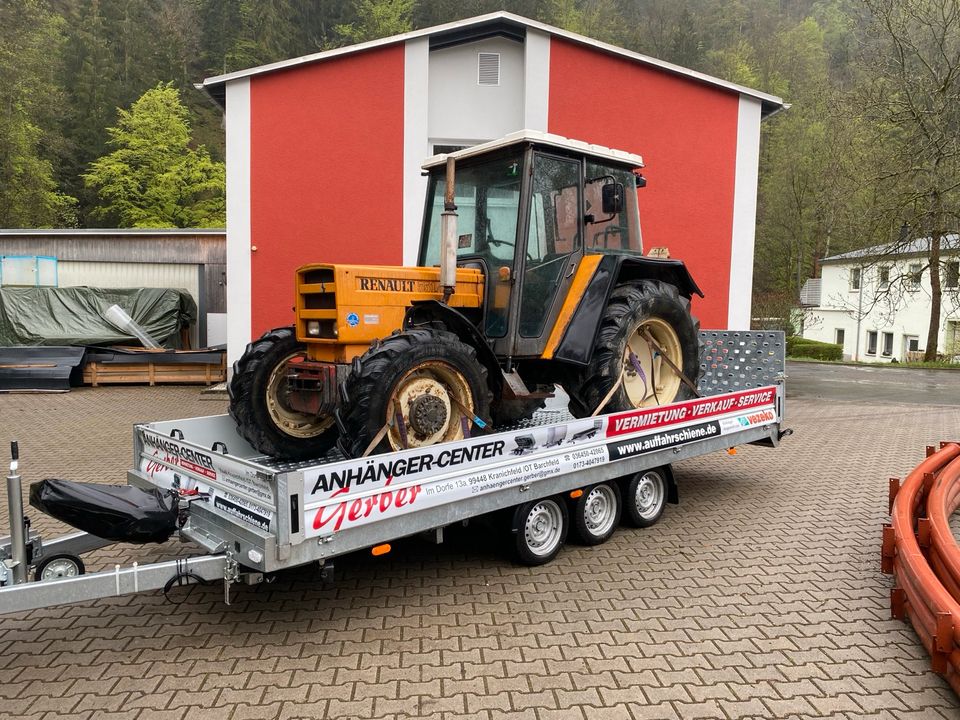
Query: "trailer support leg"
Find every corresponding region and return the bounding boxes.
[6,442,28,585]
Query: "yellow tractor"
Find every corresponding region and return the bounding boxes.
[229,131,703,459]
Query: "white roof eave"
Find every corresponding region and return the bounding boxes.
[201,11,784,112]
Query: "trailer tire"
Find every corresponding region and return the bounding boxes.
[336,329,491,458]
[34,553,85,582]
[571,482,621,545]
[228,327,338,460]
[565,280,701,417]
[623,469,668,527]
[512,497,568,565]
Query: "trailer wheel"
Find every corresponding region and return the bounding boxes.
[572,482,621,545]
[228,327,338,460]
[623,469,667,527]
[336,329,491,458]
[34,553,85,582]
[513,497,568,565]
[565,280,701,417]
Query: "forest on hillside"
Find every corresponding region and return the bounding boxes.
[1,0,958,323]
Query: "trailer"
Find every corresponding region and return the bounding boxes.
[0,331,789,615]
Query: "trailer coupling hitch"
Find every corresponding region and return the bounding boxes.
[175,489,211,528]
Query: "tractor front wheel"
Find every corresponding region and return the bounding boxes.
[228,327,338,460]
[335,329,492,458]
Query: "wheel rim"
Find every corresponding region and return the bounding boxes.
[387,360,473,450]
[634,472,665,521]
[40,557,80,581]
[582,484,617,537]
[265,352,335,439]
[623,317,683,407]
[524,500,564,557]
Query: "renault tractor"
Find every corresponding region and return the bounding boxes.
[229,130,704,460]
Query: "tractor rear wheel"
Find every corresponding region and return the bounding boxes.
[335,329,492,458]
[228,327,338,460]
[565,280,701,417]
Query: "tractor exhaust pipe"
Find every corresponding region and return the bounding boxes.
[440,156,457,304]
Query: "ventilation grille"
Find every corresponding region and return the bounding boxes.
[478,53,500,86]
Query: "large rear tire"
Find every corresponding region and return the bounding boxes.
[565,280,701,417]
[228,327,338,460]
[335,329,492,458]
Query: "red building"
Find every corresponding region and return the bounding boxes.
[201,12,784,362]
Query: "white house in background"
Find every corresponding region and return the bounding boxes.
[800,236,960,362]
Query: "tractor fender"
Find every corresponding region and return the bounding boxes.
[403,301,504,396]
[553,254,703,366]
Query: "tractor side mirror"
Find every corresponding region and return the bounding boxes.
[601,183,624,215]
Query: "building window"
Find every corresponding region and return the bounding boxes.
[432,144,468,155]
[945,260,959,289]
[906,336,920,352]
[878,266,890,289]
[866,330,878,355]
[835,328,845,346]
[882,332,894,357]
[850,267,861,291]
[908,263,922,290]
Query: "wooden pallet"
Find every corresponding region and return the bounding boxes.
[83,356,226,387]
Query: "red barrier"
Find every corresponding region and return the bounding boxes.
[883,443,960,693]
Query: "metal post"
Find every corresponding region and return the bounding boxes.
[6,441,28,584]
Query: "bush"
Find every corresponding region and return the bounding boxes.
[787,336,842,361]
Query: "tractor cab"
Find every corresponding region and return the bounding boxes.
[419,131,647,358]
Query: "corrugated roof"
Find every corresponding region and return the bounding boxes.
[822,234,960,263]
[200,12,785,116]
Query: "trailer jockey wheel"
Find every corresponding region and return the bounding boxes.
[623,469,667,528]
[34,553,85,582]
[571,482,621,545]
[512,497,568,566]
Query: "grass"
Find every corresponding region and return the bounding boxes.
[788,356,960,370]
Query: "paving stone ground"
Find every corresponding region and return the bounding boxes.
[1,385,959,719]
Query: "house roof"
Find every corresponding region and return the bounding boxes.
[821,235,960,264]
[421,130,644,170]
[200,12,785,116]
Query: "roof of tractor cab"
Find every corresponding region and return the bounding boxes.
[421,130,644,171]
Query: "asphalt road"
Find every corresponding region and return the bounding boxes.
[786,360,960,406]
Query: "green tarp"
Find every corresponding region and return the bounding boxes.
[0,287,197,347]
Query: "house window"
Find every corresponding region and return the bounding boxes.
[905,336,920,355]
[866,330,878,355]
[882,332,894,357]
[432,144,468,155]
[908,263,922,290]
[878,266,890,289]
[835,329,845,346]
[850,267,861,291]
[945,261,959,289]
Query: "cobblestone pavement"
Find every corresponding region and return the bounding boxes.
[1,386,959,719]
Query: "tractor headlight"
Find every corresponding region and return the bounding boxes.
[306,320,321,337]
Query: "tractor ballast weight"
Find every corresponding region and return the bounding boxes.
[228,130,705,460]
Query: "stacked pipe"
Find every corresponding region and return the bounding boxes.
[882,442,960,692]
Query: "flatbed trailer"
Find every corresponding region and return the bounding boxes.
[0,331,788,615]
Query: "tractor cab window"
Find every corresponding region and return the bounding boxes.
[584,161,643,255]
[420,154,523,267]
[519,154,582,337]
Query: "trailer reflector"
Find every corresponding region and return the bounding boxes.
[569,489,583,499]
[372,544,391,556]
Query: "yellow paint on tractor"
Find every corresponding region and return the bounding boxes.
[541,254,603,359]
[296,264,484,362]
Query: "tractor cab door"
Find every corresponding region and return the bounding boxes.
[510,153,584,357]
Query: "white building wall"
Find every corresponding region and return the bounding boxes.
[803,257,960,361]
[427,38,525,144]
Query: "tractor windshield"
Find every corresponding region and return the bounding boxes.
[419,153,524,268]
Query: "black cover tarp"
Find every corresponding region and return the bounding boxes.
[30,479,179,544]
[0,287,197,347]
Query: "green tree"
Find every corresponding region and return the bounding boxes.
[0,0,76,227]
[84,84,225,228]
[335,0,415,44]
